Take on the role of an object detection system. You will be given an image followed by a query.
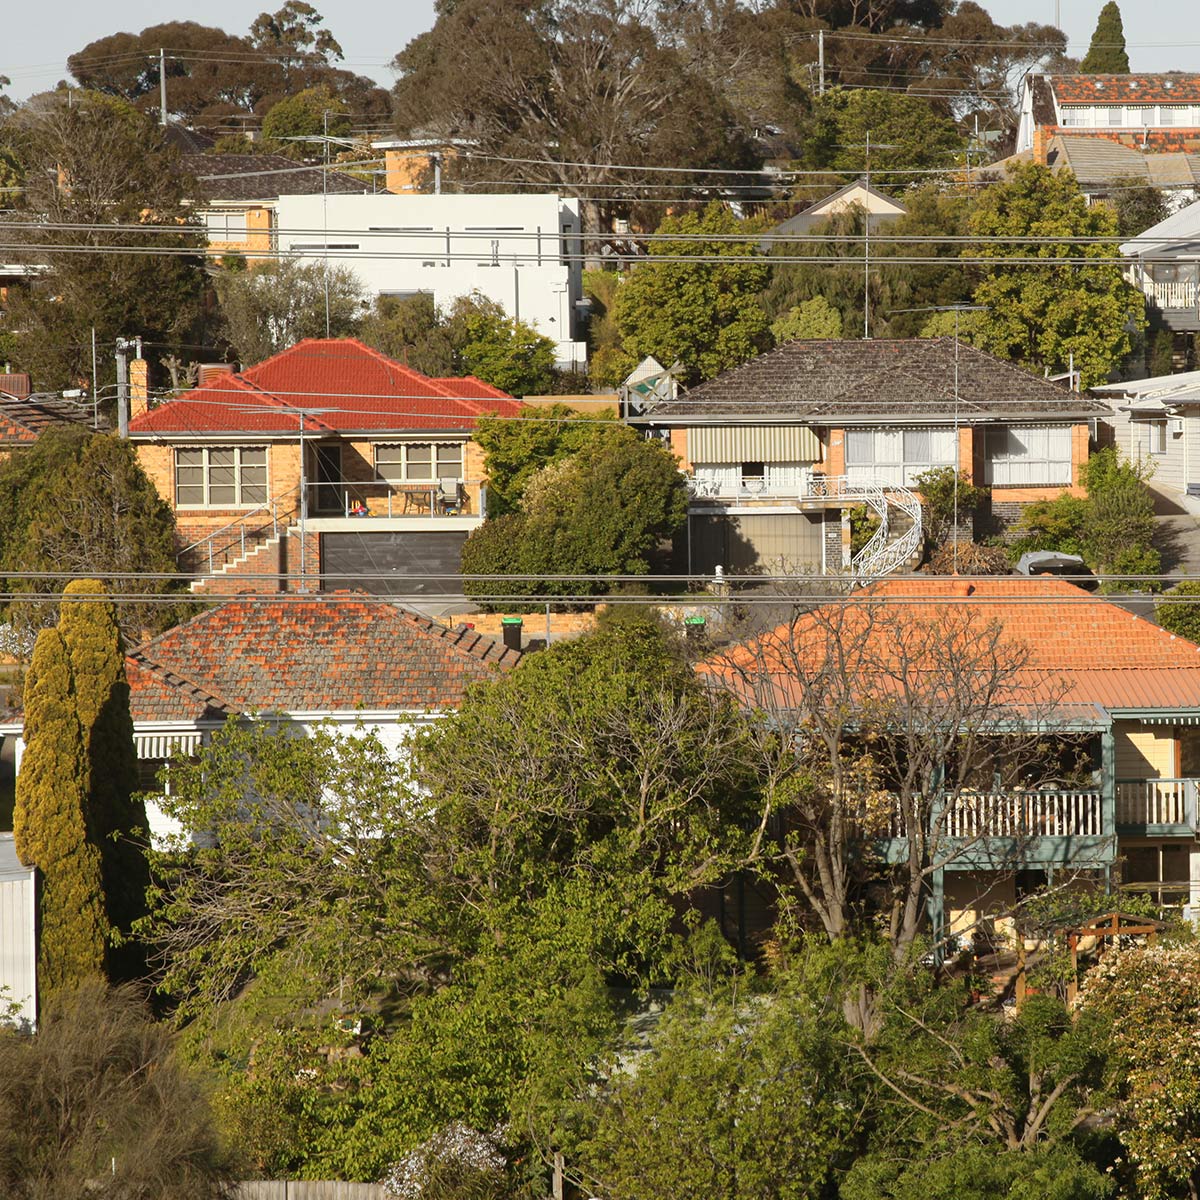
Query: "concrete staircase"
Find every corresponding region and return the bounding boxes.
[188,526,294,595]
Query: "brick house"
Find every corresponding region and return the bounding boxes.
[628,338,1107,578]
[128,338,522,595]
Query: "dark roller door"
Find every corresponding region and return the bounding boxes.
[321,531,467,595]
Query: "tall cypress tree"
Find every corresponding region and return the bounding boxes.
[13,628,109,997]
[58,580,149,961]
[1080,3,1131,73]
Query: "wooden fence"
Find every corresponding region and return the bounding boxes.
[235,1183,390,1200]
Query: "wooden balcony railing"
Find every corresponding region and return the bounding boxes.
[1116,778,1198,828]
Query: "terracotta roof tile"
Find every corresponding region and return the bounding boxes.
[704,578,1200,714]
[129,338,522,437]
[1051,74,1200,105]
[129,595,521,714]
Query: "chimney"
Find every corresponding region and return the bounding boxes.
[130,358,149,421]
[1032,126,1049,165]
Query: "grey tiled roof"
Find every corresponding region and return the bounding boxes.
[634,338,1110,424]
[183,154,371,202]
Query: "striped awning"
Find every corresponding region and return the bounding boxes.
[689,425,821,463]
[135,732,202,760]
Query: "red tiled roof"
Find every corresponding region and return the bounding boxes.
[703,578,1200,715]
[1052,74,1200,105]
[128,338,521,437]
[128,595,521,714]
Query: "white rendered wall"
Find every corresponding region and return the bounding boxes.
[275,193,588,372]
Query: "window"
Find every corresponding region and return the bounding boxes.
[1060,107,1087,127]
[375,442,463,482]
[1160,106,1190,126]
[203,210,247,242]
[741,461,765,486]
[1099,106,1123,126]
[175,447,267,507]
[983,425,1072,486]
[1149,420,1168,455]
[1127,106,1154,127]
[844,426,957,486]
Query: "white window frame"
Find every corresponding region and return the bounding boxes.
[844,426,957,487]
[983,425,1073,486]
[374,441,464,483]
[202,209,248,242]
[1148,420,1168,456]
[174,446,268,509]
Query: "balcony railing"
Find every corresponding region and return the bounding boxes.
[942,790,1103,839]
[686,474,814,502]
[308,477,488,519]
[1141,280,1200,311]
[886,789,1104,840]
[1116,777,1199,828]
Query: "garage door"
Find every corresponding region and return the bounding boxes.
[320,531,467,595]
[688,513,824,576]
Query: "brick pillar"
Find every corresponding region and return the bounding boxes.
[130,359,149,421]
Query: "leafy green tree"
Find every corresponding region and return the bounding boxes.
[1080,2,1130,73]
[140,720,427,1024]
[771,296,844,342]
[260,85,350,155]
[445,295,556,396]
[913,466,989,547]
[1081,942,1200,1199]
[359,293,456,376]
[612,203,771,385]
[1,91,207,391]
[1107,178,1169,239]
[581,269,626,388]
[1156,581,1200,643]
[358,293,556,396]
[389,0,757,249]
[795,88,966,191]
[214,256,365,365]
[472,402,617,516]
[461,429,687,602]
[579,955,861,1200]
[251,1,344,83]
[764,188,973,342]
[967,164,1145,387]
[58,580,149,965]
[1011,449,1159,583]
[13,627,109,996]
[0,979,235,1198]
[0,428,189,640]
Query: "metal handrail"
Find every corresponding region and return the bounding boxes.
[176,483,302,574]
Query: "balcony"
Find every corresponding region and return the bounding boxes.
[1141,280,1199,312]
[1116,777,1199,833]
[308,477,488,520]
[686,472,815,505]
[879,788,1113,869]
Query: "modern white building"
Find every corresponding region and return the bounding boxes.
[274,192,588,370]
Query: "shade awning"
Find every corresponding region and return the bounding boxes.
[689,425,821,463]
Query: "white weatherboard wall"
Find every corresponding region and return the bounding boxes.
[274,193,587,371]
[0,833,36,1026]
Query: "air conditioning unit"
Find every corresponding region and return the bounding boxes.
[1170,417,1186,436]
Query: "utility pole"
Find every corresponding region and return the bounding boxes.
[115,337,132,438]
[818,30,825,96]
[159,49,167,126]
[322,109,331,338]
[90,327,98,430]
